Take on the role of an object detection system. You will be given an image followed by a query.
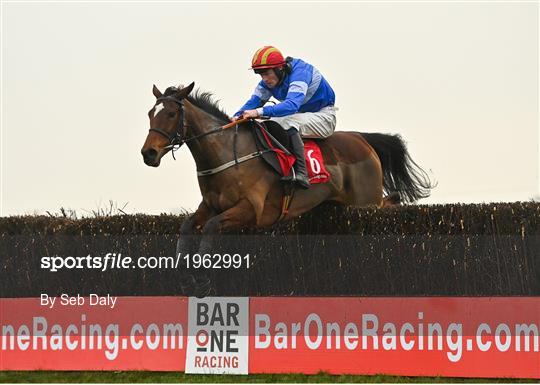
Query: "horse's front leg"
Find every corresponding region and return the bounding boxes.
[191,199,256,297]
[176,201,213,255]
[176,202,213,294]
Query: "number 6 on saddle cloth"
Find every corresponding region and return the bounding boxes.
[251,120,330,184]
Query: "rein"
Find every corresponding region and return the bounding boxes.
[194,119,271,176]
[148,96,265,172]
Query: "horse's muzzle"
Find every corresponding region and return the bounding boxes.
[141,148,160,167]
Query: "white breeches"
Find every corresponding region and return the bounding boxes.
[268,105,337,138]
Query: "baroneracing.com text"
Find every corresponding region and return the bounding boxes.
[1,312,538,362]
[254,312,538,363]
[1,314,183,360]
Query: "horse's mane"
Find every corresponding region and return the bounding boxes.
[164,86,230,123]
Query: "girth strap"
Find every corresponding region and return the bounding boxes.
[196,149,271,176]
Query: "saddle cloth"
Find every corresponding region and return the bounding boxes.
[252,121,330,184]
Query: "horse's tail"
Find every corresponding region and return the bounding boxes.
[360,132,433,203]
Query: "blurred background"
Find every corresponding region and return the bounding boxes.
[2,1,538,215]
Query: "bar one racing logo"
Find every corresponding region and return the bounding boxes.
[195,302,239,359]
[186,297,249,374]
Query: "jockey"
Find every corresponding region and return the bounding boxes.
[232,46,336,189]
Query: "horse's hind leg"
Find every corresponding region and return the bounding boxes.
[279,185,334,219]
[335,156,385,207]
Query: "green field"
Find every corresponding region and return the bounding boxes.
[0,371,536,383]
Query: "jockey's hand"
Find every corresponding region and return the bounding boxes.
[230,115,241,122]
[241,109,260,119]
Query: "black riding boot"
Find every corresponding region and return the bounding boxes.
[281,128,311,189]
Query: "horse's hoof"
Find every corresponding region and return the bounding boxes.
[194,275,212,299]
[179,274,195,295]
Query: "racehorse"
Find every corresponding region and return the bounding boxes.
[141,82,432,296]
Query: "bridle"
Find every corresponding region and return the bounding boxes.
[148,96,186,159]
[147,94,275,176]
[148,95,235,160]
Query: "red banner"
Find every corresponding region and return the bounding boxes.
[249,297,540,378]
[1,296,539,378]
[0,296,187,371]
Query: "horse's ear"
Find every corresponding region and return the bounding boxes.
[152,84,163,99]
[177,82,195,99]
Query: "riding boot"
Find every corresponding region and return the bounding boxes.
[281,128,311,189]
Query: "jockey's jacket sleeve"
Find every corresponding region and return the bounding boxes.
[234,82,272,117]
[262,69,310,117]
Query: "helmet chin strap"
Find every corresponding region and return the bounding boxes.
[274,58,292,86]
[274,67,286,86]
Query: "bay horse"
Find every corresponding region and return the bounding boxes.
[141,83,432,296]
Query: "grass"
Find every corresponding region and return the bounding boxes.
[0,371,536,383]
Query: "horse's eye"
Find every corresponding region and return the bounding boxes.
[168,112,176,118]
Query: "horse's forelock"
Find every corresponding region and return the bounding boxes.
[164,86,180,97]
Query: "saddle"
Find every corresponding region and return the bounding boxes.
[250,120,330,184]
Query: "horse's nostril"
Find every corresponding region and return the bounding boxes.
[142,148,158,163]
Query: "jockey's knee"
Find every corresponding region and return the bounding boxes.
[264,119,287,132]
